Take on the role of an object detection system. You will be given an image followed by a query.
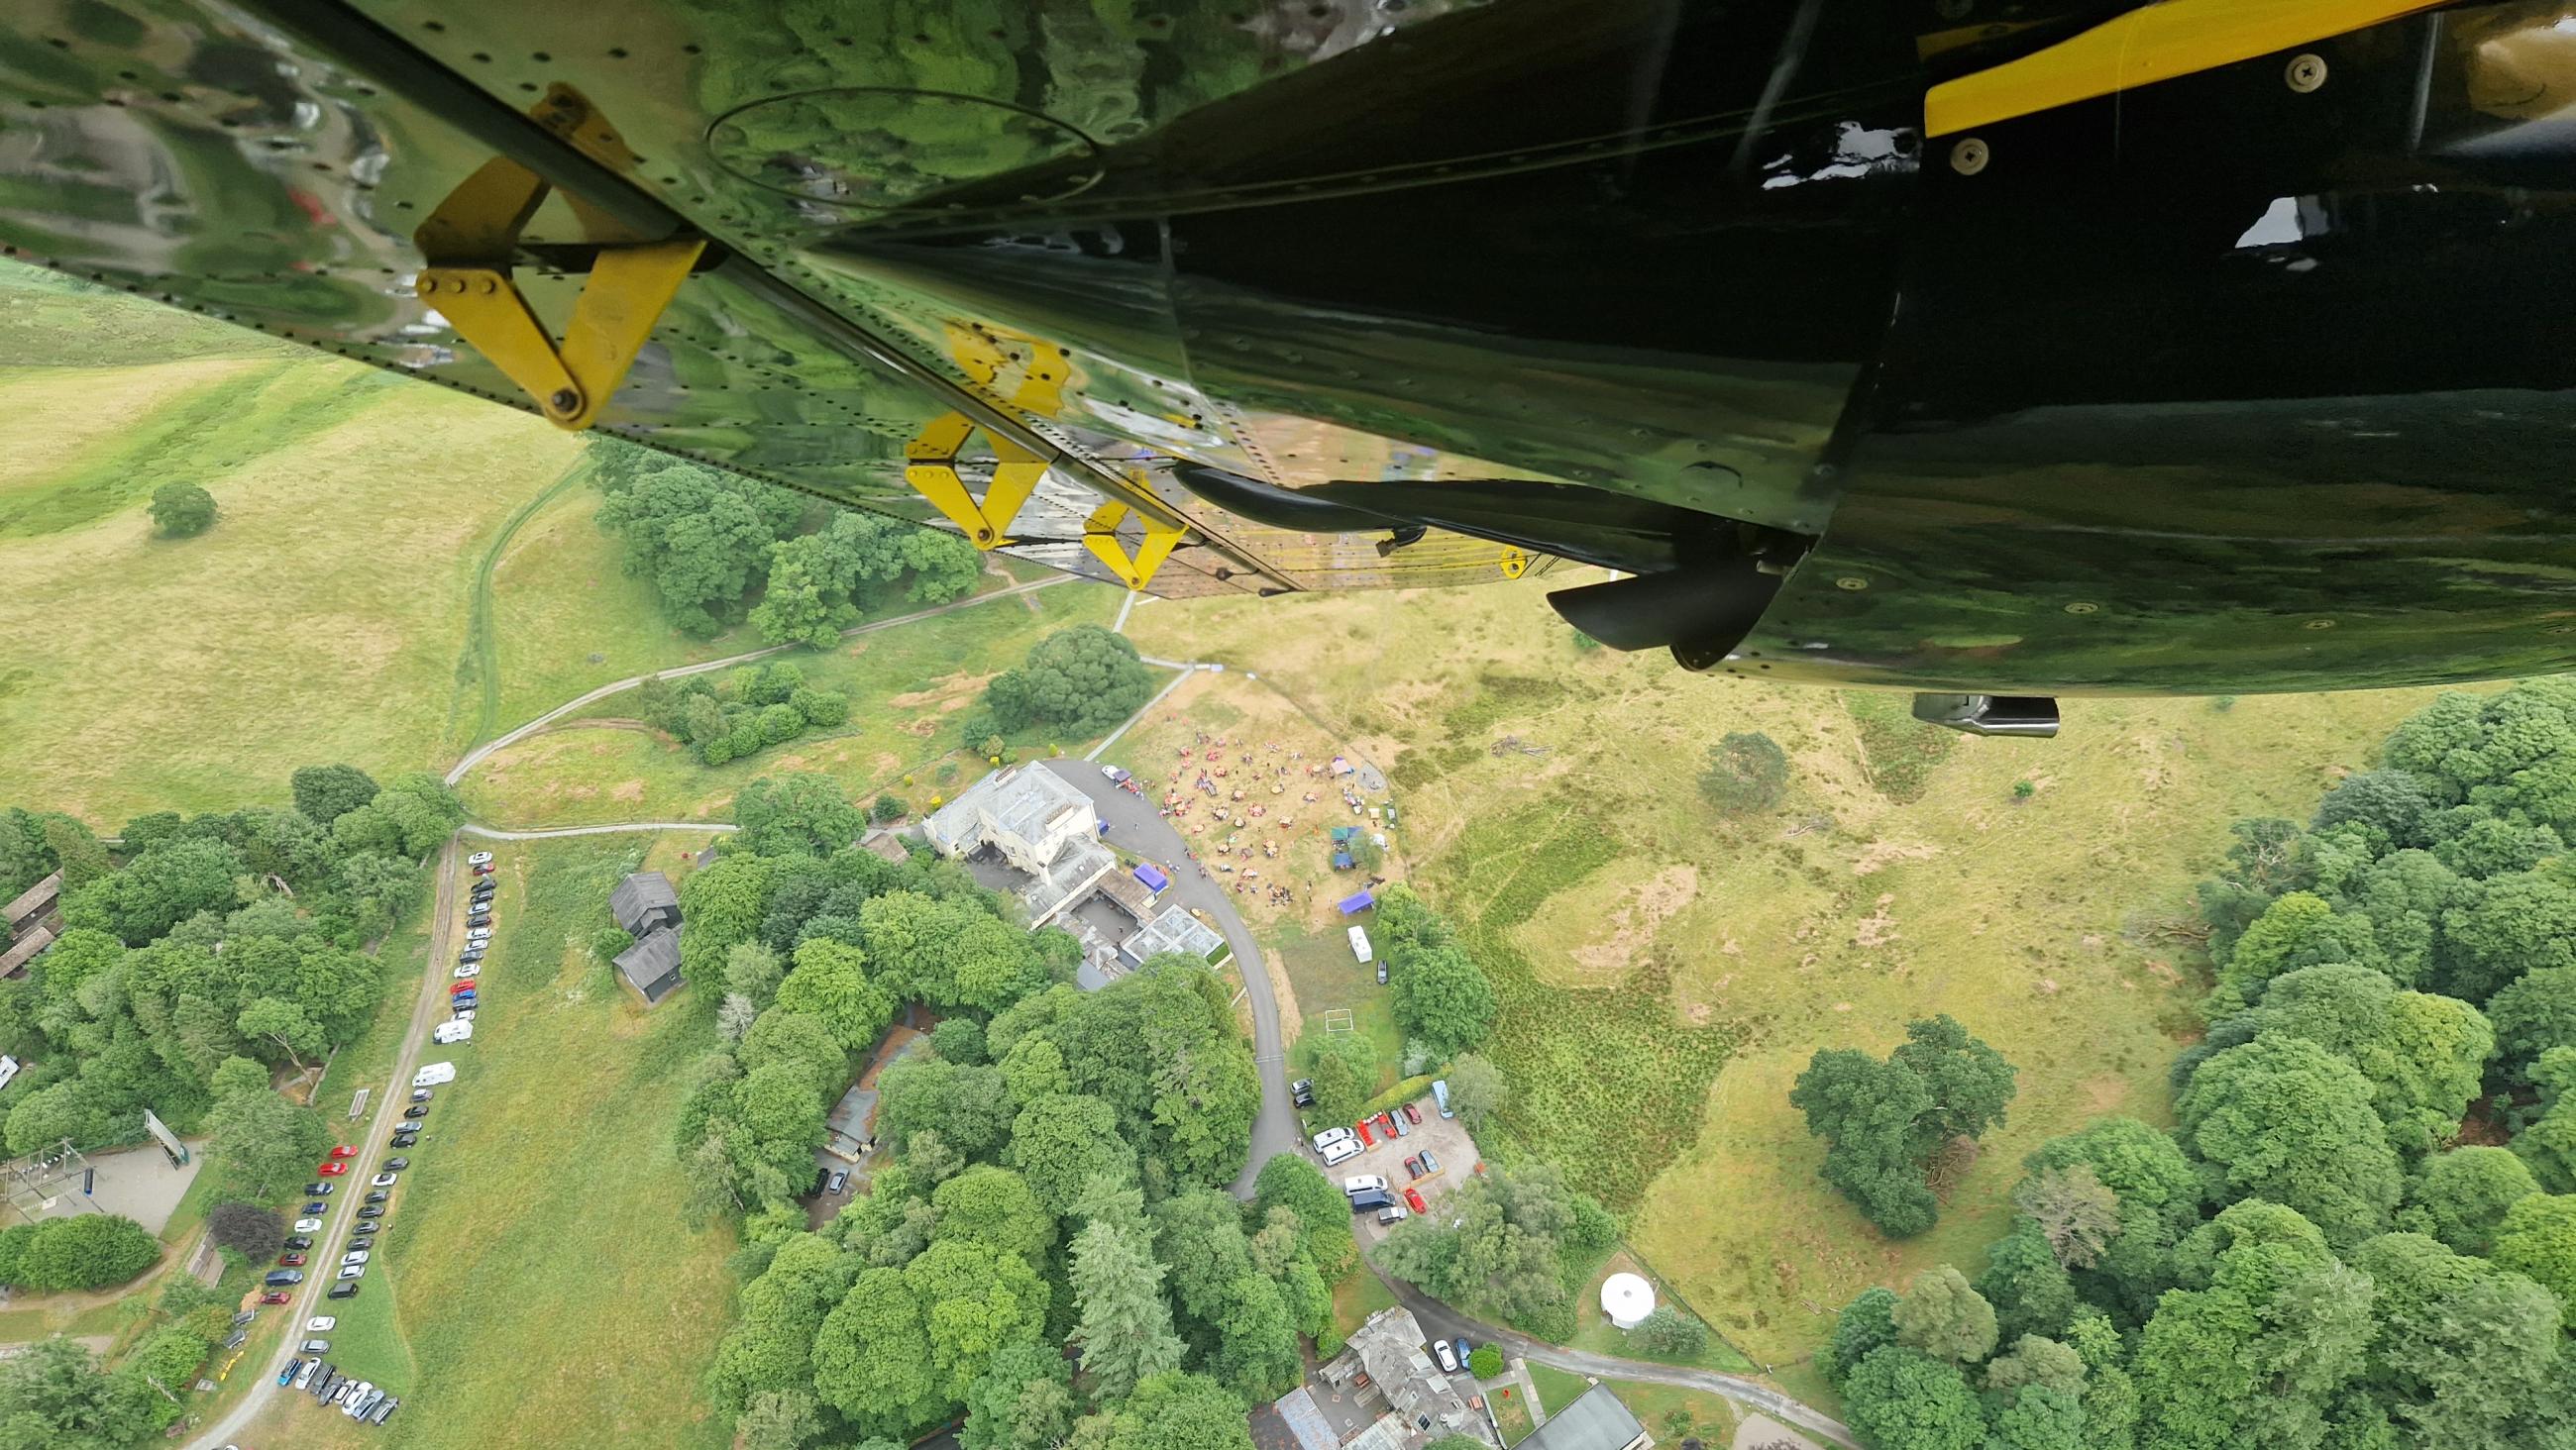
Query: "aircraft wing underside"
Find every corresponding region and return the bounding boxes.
[0,0,1571,600]
[14,0,2576,699]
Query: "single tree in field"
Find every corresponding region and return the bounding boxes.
[148,481,216,538]
[978,624,1156,738]
[1698,731,1788,815]
[1789,1015,2017,1236]
[1298,1031,1377,1126]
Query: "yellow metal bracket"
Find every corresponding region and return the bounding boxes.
[1082,499,1188,592]
[1498,547,1530,580]
[903,412,1050,548]
[1925,0,2441,137]
[411,87,702,430]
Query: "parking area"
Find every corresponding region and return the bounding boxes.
[1307,1089,1482,1246]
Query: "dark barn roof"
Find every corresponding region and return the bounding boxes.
[614,927,685,1005]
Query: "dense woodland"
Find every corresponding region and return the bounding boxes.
[0,765,455,1155]
[591,442,980,643]
[0,764,457,1445]
[670,773,1279,1449]
[1820,678,2576,1450]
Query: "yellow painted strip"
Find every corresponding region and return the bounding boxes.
[1925,0,2441,137]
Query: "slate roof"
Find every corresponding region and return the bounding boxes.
[613,927,684,1005]
[609,872,681,936]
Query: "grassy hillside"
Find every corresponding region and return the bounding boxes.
[0,261,758,826]
[1124,572,2445,1385]
[263,835,736,1450]
[456,577,1121,827]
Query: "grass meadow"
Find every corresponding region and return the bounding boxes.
[268,834,736,1450]
[458,578,1120,828]
[1126,571,2449,1388]
[0,259,607,825]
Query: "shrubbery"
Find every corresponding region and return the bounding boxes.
[637,661,851,767]
[1698,730,1788,815]
[147,482,215,538]
[0,1213,160,1291]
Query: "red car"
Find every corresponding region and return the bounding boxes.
[258,1292,291,1304]
[1354,1119,1374,1147]
[1401,1102,1424,1125]
[473,863,494,876]
[448,982,477,996]
[1371,1111,1398,1139]
[1404,1187,1429,1215]
[278,1253,307,1267]
[328,1145,358,1159]
[318,1162,349,1177]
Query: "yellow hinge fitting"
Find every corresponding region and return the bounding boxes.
[903,412,1048,549]
[1498,547,1530,580]
[411,87,703,430]
[1083,499,1188,592]
[1924,0,2441,137]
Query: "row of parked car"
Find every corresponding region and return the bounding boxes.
[255,856,491,1420]
[1306,1100,1426,1168]
[278,1351,398,1425]
[440,852,496,1044]
[1342,1172,1430,1224]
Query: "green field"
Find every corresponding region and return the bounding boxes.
[1527,1362,1591,1416]
[0,260,772,827]
[0,268,591,824]
[292,834,735,1450]
[1127,571,2446,1380]
[459,578,1121,828]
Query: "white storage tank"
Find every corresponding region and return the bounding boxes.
[1601,1272,1657,1330]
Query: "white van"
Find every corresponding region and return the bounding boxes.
[1347,925,1373,964]
[411,1062,457,1088]
[1322,1139,1361,1168]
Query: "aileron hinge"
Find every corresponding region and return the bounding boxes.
[1083,499,1187,592]
[412,86,702,431]
[903,413,1048,548]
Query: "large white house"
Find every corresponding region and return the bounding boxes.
[921,767,1116,927]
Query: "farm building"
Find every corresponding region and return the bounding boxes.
[1518,1385,1650,1450]
[1119,904,1225,969]
[609,872,685,1006]
[923,767,1115,927]
[609,872,681,936]
[1,871,62,980]
[613,929,685,1006]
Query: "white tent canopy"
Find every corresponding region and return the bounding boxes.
[1601,1271,1656,1329]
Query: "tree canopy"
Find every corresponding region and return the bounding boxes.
[147,481,215,538]
[970,624,1156,741]
[1790,1014,2017,1236]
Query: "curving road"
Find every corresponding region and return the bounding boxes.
[184,840,466,1450]
[1030,759,1300,1198]
[443,575,1070,786]
[1380,1273,1858,1448]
